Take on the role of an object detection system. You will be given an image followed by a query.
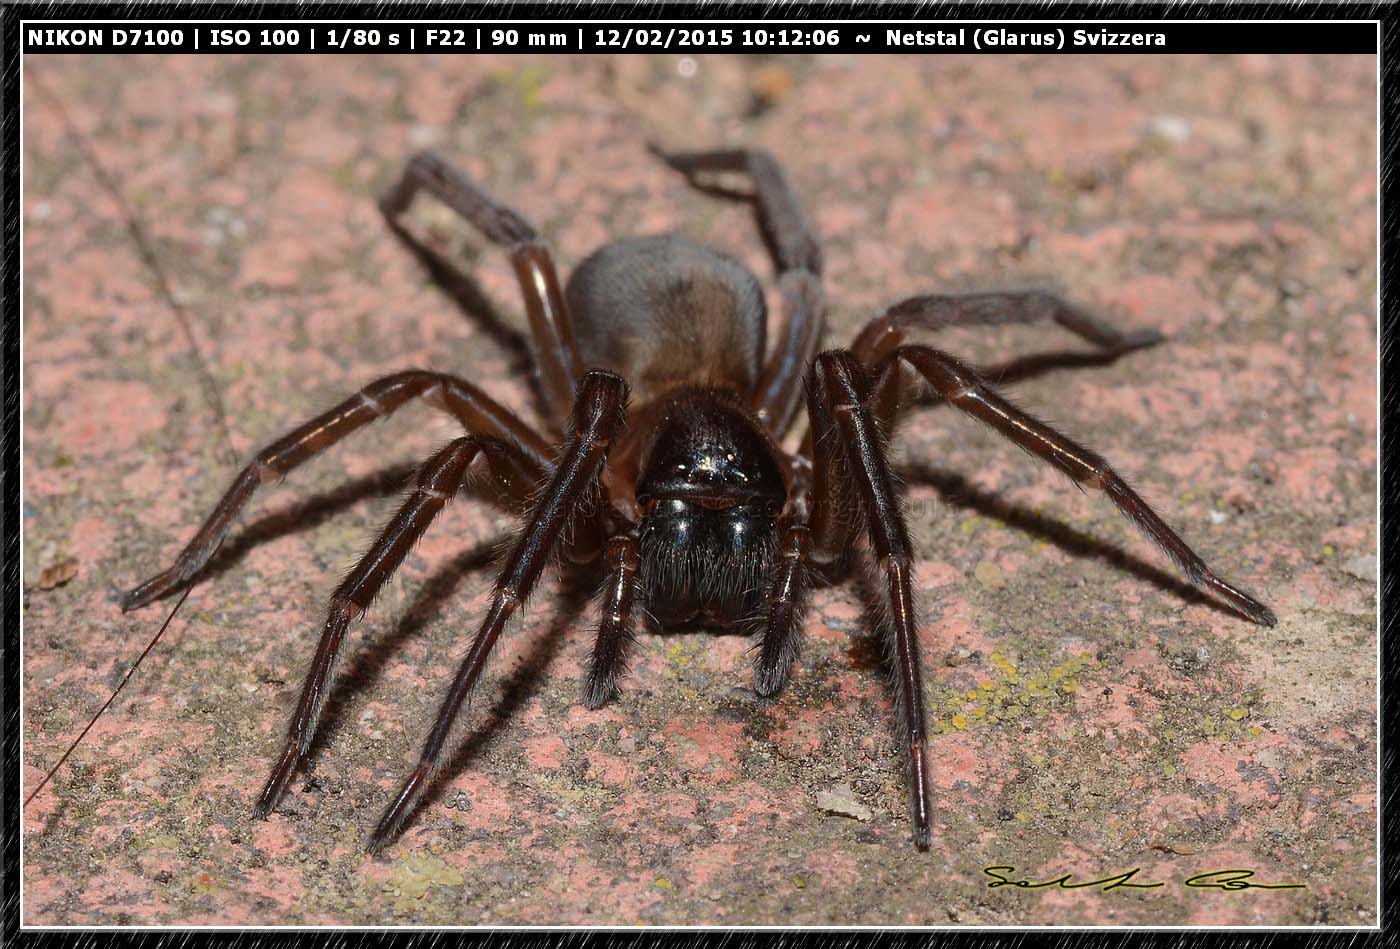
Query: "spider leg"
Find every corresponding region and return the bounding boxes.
[852,289,1164,370]
[367,370,628,853]
[582,532,641,709]
[649,144,824,436]
[122,371,552,611]
[753,515,813,696]
[885,344,1276,626]
[808,351,933,851]
[253,435,535,818]
[381,151,585,425]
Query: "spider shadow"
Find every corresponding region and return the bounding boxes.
[20,789,74,851]
[401,583,594,830]
[380,216,539,385]
[893,342,1171,415]
[974,346,1160,388]
[833,458,1242,715]
[163,464,421,593]
[306,540,505,763]
[897,462,1228,618]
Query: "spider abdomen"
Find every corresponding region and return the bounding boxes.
[565,234,767,405]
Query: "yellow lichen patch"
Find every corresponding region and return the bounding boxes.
[936,650,1097,733]
[655,878,675,891]
[793,875,808,889]
[991,650,1020,683]
[1229,707,1250,721]
[385,852,465,911]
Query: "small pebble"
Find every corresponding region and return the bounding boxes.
[1148,114,1192,143]
[1341,554,1377,583]
[35,558,79,590]
[974,560,1006,590]
[815,784,873,822]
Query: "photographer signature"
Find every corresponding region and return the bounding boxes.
[983,866,1306,892]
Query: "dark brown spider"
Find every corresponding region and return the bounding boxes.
[120,145,1276,853]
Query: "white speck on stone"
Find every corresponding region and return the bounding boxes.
[816,784,873,822]
[1149,114,1192,143]
[1341,554,1377,583]
[408,125,443,148]
[169,285,203,306]
[1208,509,1229,525]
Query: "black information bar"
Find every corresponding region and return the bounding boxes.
[20,21,1379,56]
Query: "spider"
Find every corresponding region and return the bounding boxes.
[121,145,1276,853]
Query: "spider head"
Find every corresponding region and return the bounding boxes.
[634,391,786,628]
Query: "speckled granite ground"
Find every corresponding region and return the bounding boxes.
[22,53,1376,926]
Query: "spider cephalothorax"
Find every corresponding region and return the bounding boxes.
[117,145,1275,854]
[634,387,786,630]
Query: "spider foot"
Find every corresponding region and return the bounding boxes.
[367,764,432,855]
[582,674,621,710]
[753,660,792,698]
[253,743,301,820]
[1244,601,1279,628]
[914,825,932,852]
[121,568,186,612]
[1203,574,1277,628]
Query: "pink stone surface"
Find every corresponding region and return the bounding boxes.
[22,53,1376,926]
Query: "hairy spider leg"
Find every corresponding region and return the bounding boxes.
[809,351,934,852]
[122,371,551,612]
[650,145,825,436]
[582,532,642,709]
[381,151,585,426]
[367,370,629,853]
[253,435,539,818]
[880,344,1276,627]
[753,514,814,697]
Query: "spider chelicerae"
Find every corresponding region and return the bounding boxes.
[120,145,1276,852]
